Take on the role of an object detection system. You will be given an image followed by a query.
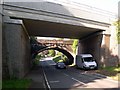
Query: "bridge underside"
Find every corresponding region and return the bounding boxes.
[23,19,103,39]
[23,18,105,67]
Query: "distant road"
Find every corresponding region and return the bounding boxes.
[40,57,119,89]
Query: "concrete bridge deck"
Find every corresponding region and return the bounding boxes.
[3,0,114,39]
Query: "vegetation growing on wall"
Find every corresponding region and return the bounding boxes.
[114,20,120,44]
[33,54,41,66]
[72,39,78,54]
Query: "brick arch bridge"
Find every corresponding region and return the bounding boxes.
[32,39,74,65]
[37,47,74,65]
[37,39,74,53]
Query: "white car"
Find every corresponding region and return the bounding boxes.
[56,62,66,69]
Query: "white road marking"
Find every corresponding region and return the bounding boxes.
[63,73,96,88]
[63,73,85,84]
[71,77,85,85]
[63,73,70,77]
[49,80,60,83]
[42,67,51,90]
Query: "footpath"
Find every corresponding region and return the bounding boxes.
[25,65,47,89]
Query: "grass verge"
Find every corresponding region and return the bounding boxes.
[96,66,120,81]
[2,79,32,89]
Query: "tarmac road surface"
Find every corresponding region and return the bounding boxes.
[40,57,119,90]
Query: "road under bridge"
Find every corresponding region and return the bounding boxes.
[2,0,119,79]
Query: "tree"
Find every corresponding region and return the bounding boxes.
[48,50,56,57]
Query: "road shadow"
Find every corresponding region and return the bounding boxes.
[40,59,119,89]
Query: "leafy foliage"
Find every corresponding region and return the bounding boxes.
[53,55,61,63]
[97,66,120,81]
[114,20,120,44]
[53,52,68,64]
[48,50,55,57]
[72,39,78,53]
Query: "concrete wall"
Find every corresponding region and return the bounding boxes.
[100,34,119,67]
[78,30,119,67]
[78,32,103,67]
[2,18,31,79]
[20,24,31,78]
[118,2,120,65]
[98,25,119,67]
[109,25,120,66]
[0,0,2,89]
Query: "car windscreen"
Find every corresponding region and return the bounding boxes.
[83,57,94,62]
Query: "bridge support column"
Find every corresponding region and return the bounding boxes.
[78,32,103,68]
[101,30,119,67]
[3,17,31,79]
[78,30,119,68]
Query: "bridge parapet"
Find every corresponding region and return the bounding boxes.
[37,39,73,45]
[37,39,73,53]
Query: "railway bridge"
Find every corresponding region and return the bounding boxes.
[1,0,119,79]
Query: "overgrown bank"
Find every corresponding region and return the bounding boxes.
[95,66,120,81]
